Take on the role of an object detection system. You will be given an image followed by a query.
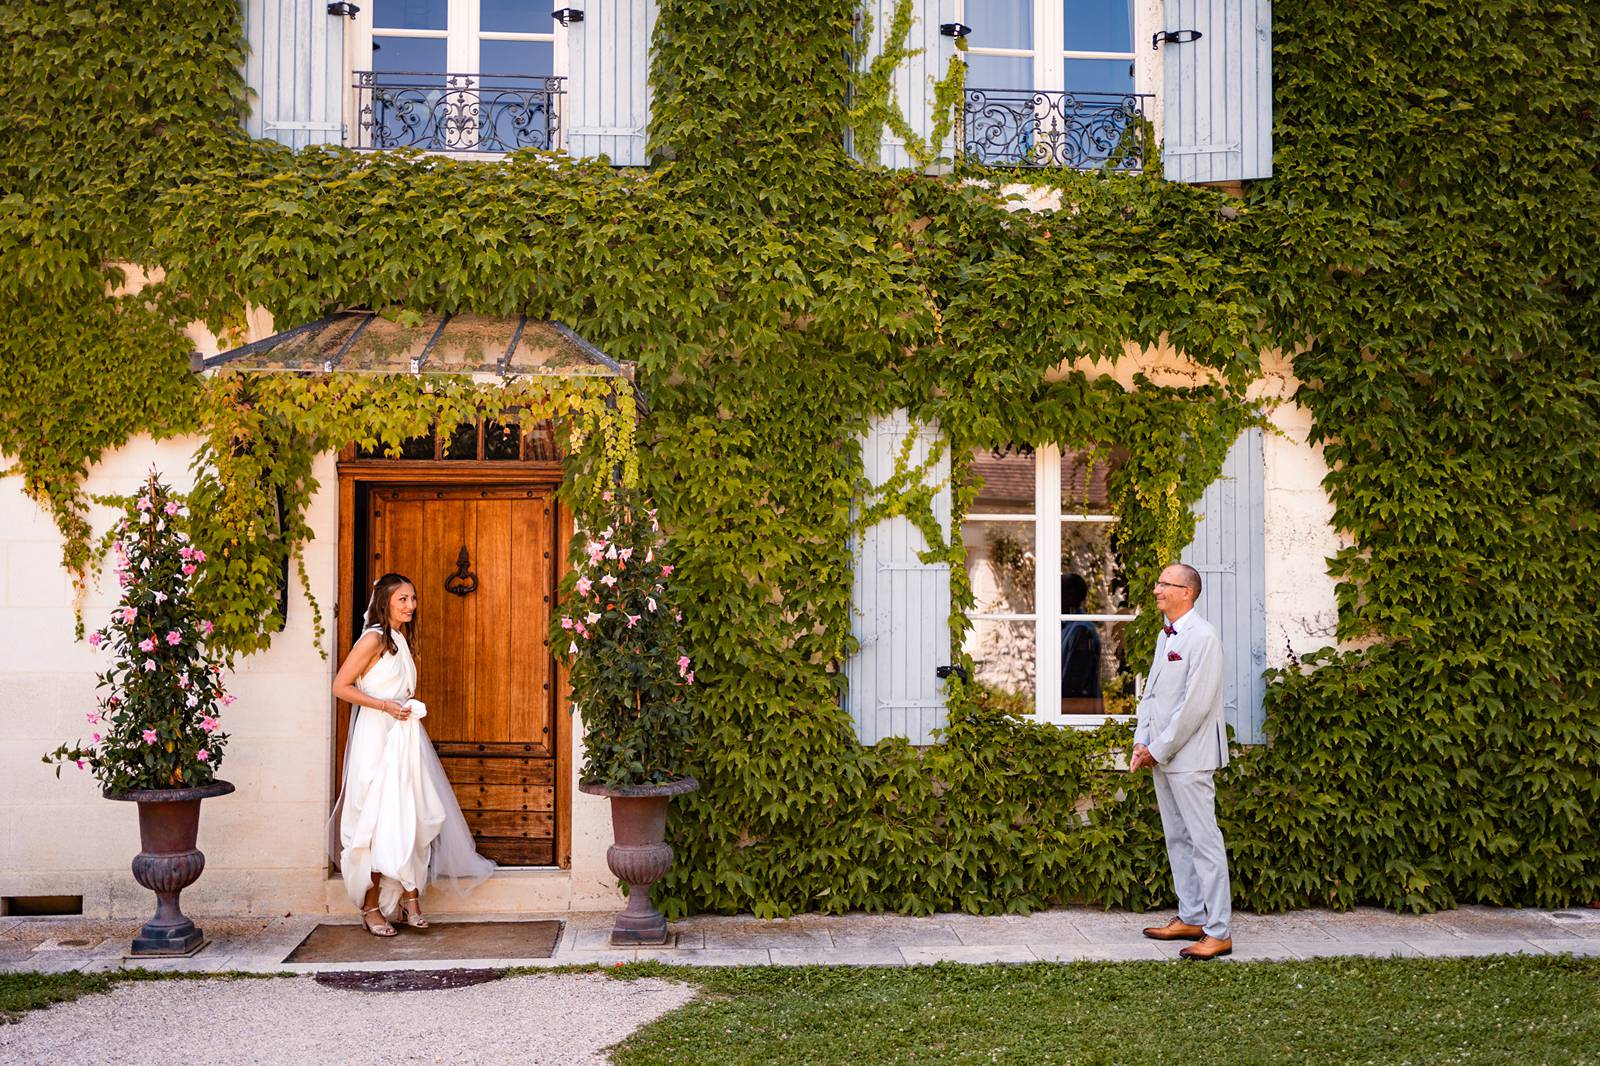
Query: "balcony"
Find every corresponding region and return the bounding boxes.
[959,89,1151,172]
[353,71,564,154]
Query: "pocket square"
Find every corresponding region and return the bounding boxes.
[1167,651,1182,662]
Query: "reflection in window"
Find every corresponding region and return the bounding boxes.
[962,443,1137,723]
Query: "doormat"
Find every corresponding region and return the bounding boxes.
[284,920,562,964]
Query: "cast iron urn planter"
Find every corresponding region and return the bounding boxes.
[106,780,235,956]
[579,777,698,946]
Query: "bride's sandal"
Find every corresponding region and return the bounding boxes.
[399,893,430,930]
[362,906,397,937]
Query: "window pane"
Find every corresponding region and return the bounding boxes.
[1059,447,1120,513]
[968,0,1032,50]
[969,619,1036,700]
[372,35,447,74]
[398,432,436,460]
[443,420,479,460]
[964,52,1034,92]
[1063,0,1132,53]
[484,418,521,460]
[964,520,1036,615]
[1059,521,1128,614]
[479,39,555,78]
[481,0,552,34]
[1063,57,1135,94]
[1058,620,1133,715]
[970,447,1036,514]
[373,0,446,30]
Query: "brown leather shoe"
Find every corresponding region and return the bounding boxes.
[1142,918,1205,941]
[1179,935,1233,960]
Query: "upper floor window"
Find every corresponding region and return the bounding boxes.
[352,0,568,153]
[958,0,1154,170]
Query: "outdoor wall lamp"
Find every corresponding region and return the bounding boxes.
[552,7,585,24]
[327,2,360,17]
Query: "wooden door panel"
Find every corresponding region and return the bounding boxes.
[360,483,559,866]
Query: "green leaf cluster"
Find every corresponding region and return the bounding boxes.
[2,0,1596,914]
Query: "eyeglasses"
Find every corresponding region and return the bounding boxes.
[1153,581,1189,591]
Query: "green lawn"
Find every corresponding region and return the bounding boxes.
[611,957,1600,1065]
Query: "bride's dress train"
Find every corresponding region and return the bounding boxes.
[329,628,495,916]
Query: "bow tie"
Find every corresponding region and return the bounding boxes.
[1162,624,1177,636]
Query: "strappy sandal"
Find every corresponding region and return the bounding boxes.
[399,893,430,930]
[362,906,397,937]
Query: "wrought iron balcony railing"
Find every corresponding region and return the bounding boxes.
[960,89,1151,171]
[353,71,564,154]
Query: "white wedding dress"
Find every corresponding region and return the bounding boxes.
[329,627,496,916]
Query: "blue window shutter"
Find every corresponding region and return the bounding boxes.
[1161,0,1272,182]
[566,0,654,166]
[860,0,957,169]
[243,0,346,149]
[1180,427,1267,744]
[846,413,953,744]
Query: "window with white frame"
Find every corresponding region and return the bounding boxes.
[351,0,568,153]
[962,444,1138,725]
[957,0,1161,169]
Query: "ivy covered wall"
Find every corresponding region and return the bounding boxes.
[1,0,1595,916]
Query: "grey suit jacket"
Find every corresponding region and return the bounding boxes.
[1133,609,1228,771]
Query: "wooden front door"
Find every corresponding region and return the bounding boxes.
[358,484,560,866]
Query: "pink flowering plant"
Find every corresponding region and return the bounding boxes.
[555,488,694,789]
[45,471,232,793]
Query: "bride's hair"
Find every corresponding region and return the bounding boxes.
[364,572,417,656]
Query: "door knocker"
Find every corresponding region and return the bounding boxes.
[444,545,478,596]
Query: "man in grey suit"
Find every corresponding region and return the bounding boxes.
[1128,562,1233,960]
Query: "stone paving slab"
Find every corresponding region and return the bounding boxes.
[3,905,1598,974]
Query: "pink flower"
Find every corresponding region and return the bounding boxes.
[661,565,674,577]
[647,597,657,613]
[568,640,579,655]
[605,544,619,561]
[177,674,190,690]
[179,546,193,560]
[619,547,634,563]
[684,671,694,685]
[107,694,120,706]
[200,715,218,733]
[138,638,155,652]
[576,576,593,596]
[626,614,640,628]
[121,607,138,624]
[220,694,236,706]
[142,729,158,744]
[646,548,654,563]
[85,711,100,726]
[196,749,210,762]
[135,496,151,512]
[200,620,214,636]
[677,655,691,674]
[574,623,589,638]
[143,660,157,672]
[91,733,101,744]
[166,630,181,646]
[602,491,613,502]
[560,617,574,630]
[585,611,601,625]
[192,550,206,563]
[181,564,197,577]
[153,591,167,604]
[88,631,103,647]
[600,574,617,588]
[164,500,180,516]
[74,759,86,770]
[185,693,199,708]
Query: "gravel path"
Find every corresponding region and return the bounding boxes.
[0,972,697,1065]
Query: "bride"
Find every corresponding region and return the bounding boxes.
[330,572,496,936]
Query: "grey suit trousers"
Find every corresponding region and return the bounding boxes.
[1152,767,1232,939]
